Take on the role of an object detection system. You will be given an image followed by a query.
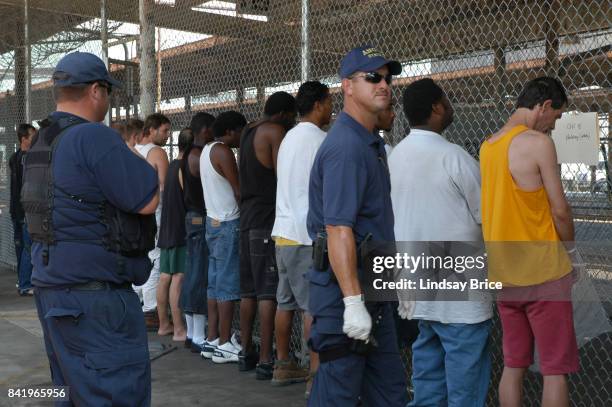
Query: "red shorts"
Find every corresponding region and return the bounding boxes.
[497,300,579,375]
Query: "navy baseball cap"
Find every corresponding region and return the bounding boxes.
[52,52,122,88]
[339,45,402,79]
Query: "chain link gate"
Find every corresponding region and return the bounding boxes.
[0,1,609,405]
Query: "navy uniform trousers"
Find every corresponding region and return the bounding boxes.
[35,286,151,407]
[307,268,408,407]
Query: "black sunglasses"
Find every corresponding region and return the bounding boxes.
[350,72,393,85]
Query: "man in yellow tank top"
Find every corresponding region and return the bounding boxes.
[480,77,578,407]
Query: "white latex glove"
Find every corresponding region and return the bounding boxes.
[395,259,416,320]
[397,300,416,320]
[342,295,372,341]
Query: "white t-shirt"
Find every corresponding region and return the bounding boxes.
[384,143,393,157]
[389,129,492,324]
[272,122,326,245]
[200,141,239,222]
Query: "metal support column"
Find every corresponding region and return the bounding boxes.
[544,0,560,76]
[139,0,156,117]
[236,87,244,112]
[257,85,265,111]
[101,0,110,124]
[301,0,310,82]
[156,27,162,112]
[24,0,31,123]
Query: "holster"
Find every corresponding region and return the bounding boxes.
[318,302,384,363]
[101,203,157,258]
[312,232,383,361]
[312,231,329,271]
[312,232,373,275]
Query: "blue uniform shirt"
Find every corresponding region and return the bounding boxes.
[31,112,158,287]
[307,111,395,244]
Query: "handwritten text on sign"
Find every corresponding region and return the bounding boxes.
[551,112,599,165]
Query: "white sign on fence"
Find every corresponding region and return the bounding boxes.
[551,112,599,165]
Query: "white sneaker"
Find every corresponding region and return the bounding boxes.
[200,338,219,359]
[230,332,242,352]
[212,341,240,364]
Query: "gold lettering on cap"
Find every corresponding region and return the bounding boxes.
[363,48,384,58]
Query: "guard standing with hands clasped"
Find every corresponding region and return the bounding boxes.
[22,52,159,406]
[306,45,408,406]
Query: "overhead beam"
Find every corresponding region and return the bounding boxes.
[151,4,265,38]
[0,3,89,55]
[0,0,608,60]
[17,51,612,123]
[0,0,268,39]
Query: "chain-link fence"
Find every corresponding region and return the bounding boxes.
[0,1,610,405]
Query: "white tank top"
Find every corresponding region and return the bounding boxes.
[200,141,239,222]
[135,142,156,160]
[135,142,163,227]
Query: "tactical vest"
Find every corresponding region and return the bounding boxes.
[21,115,157,262]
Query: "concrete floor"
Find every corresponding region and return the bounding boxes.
[3,263,610,407]
[0,267,305,407]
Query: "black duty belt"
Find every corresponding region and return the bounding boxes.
[319,345,353,363]
[70,281,132,291]
[318,337,377,363]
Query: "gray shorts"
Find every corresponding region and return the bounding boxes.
[275,245,312,312]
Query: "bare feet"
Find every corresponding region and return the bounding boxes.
[172,329,187,342]
[158,324,174,336]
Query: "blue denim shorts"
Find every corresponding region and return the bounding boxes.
[180,211,208,314]
[205,217,240,301]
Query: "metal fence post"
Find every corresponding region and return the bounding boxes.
[139,0,156,118]
[301,0,310,82]
[24,0,31,124]
[101,0,110,125]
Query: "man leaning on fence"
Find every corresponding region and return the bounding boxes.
[135,113,172,330]
[23,52,159,406]
[10,123,36,296]
[390,78,492,406]
[480,77,579,407]
[181,112,215,353]
[156,127,193,341]
[271,81,333,395]
[201,111,246,363]
[238,91,297,380]
[306,45,408,406]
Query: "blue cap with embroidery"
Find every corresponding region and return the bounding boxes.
[339,45,402,79]
[52,52,122,88]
